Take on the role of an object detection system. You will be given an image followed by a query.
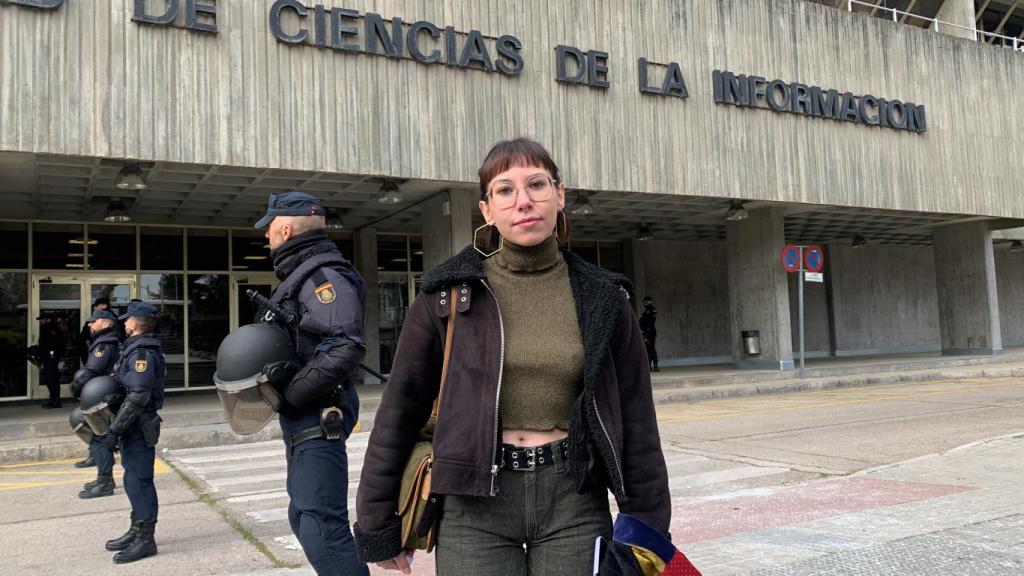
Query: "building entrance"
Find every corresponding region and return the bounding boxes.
[28,273,135,400]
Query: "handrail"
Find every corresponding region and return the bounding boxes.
[845,0,1023,52]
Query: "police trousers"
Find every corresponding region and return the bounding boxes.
[285,437,368,576]
[90,435,115,477]
[435,457,612,576]
[121,430,158,523]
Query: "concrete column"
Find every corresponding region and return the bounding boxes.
[622,238,646,312]
[934,0,977,41]
[726,207,794,370]
[355,227,381,383]
[422,189,476,271]
[932,222,1002,355]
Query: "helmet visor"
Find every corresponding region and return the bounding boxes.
[82,405,115,436]
[72,422,94,445]
[214,375,282,435]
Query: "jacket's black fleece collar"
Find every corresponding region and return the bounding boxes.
[422,244,633,390]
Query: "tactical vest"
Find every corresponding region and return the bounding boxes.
[114,334,166,411]
[269,251,365,364]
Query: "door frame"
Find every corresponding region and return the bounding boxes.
[28,272,137,400]
[229,272,278,330]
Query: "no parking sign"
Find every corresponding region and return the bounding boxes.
[804,245,824,273]
[780,244,801,273]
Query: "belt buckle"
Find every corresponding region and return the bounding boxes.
[522,447,536,471]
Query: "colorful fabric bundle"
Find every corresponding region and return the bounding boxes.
[594,514,702,576]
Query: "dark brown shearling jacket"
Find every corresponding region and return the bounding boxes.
[353,246,670,563]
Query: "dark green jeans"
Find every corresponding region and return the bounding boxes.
[436,458,612,576]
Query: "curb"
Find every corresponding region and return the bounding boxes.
[2,364,1020,465]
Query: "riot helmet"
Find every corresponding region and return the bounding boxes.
[79,376,124,435]
[69,406,93,445]
[213,323,296,435]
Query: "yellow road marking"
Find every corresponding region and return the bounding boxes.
[0,458,84,469]
[0,457,169,491]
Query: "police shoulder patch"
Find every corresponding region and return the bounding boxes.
[315,282,336,304]
[94,347,104,358]
[135,359,148,373]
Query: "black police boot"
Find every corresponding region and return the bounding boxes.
[79,475,115,499]
[113,521,157,564]
[105,515,139,551]
[74,456,96,468]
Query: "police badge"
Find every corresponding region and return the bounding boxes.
[135,359,148,373]
[315,282,336,304]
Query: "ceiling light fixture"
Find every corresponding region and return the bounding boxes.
[103,197,131,222]
[851,233,869,249]
[635,222,654,242]
[377,180,404,205]
[325,208,345,230]
[115,162,147,190]
[725,201,748,222]
[570,191,596,216]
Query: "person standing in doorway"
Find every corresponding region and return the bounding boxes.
[639,296,659,372]
[37,312,65,408]
[256,191,369,576]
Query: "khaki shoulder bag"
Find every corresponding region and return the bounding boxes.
[395,291,457,552]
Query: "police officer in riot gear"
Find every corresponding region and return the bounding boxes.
[102,301,166,564]
[256,191,368,576]
[71,308,123,494]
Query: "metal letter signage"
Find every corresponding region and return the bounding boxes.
[3,0,65,8]
[268,3,523,77]
[712,70,926,133]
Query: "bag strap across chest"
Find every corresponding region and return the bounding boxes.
[432,290,457,419]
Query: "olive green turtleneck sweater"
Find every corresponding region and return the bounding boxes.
[483,236,584,431]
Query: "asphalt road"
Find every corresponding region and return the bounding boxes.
[1,375,1021,576]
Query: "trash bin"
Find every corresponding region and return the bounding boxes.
[741,330,761,355]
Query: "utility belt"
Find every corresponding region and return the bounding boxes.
[285,405,346,458]
[499,439,569,472]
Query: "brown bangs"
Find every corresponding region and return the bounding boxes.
[477,138,562,200]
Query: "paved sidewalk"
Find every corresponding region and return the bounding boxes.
[682,433,1024,575]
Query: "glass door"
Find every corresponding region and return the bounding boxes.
[30,274,136,400]
[230,273,278,329]
[378,273,412,375]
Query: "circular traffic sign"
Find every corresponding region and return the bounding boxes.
[780,244,800,273]
[805,244,824,273]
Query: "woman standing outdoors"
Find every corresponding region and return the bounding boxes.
[354,138,670,575]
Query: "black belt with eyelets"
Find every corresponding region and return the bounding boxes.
[499,439,569,471]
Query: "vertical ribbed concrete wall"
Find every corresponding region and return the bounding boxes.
[1,0,1023,219]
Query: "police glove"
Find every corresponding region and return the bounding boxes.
[262,361,302,387]
[102,433,120,452]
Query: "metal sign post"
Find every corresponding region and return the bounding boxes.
[780,244,825,379]
[798,246,805,379]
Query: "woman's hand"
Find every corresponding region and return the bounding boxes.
[376,550,414,573]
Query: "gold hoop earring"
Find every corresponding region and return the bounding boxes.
[473,222,503,257]
[555,210,567,243]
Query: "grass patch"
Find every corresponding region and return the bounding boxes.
[163,457,302,569]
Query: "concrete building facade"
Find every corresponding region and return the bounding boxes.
[0,0,1022,400]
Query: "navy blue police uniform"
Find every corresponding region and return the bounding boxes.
[72,309,122,487]
[258,191,369,576]
[38,314,66,408]
[103,301,165,563]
